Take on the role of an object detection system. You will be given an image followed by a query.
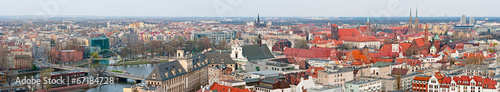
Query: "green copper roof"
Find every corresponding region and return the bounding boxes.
[449,39,453,42]
[430,46,436,49]
[434,35,440,40]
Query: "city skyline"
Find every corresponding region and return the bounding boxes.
[0,0,499,17]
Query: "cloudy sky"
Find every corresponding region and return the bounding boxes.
[0,0,499,17]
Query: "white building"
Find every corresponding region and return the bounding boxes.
[345,79,382,92]
[245,60,298,72]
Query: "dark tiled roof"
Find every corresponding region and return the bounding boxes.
[242,44,275,60]
[146,60,187,81]
[204,52,236,65]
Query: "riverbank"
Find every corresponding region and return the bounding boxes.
[109,60,169,66]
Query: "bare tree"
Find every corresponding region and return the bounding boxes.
[120,47,130,59]
[90,63,107,77]
[40,68,53,91]
[199,37,211,50]
[5,73,17,87]
[294,39,309,49]
[336,43,356,50]
[216,40,229,50]
[0,45,8,69]
[149,40,164,58]
[46,50,57,64]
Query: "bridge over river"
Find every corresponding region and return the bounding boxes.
[43,63,146,83]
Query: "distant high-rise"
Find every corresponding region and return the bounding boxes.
[469,17,475,25]
[460,15,467,25]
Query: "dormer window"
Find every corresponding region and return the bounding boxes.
[152,74,156,79]
[221,59,224,63]
[211,59,214,63]
[171,70,176,75]
[178,69,182,73]
[478,82,481,85]
[165,73,168,77]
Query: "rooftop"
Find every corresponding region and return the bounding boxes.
[346,79,379,85]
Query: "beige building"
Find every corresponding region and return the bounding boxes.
[359,62,393,78]
[14,55,32,69]
[127,51,214,92]
[317,68,354,87]
[143,60,189,92]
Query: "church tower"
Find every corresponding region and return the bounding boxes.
[331,24,339,40]
[408,8,413,34]
[433,35,441,52]
[424,24,429,43]
[366,13,371,36]
[415,7,419,32]
[255,14,261,28]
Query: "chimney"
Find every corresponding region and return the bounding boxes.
[228,88,231,92]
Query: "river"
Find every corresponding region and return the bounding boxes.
[4,60,158,92]
[80,60,159,92]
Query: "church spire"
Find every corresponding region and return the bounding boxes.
[366,12,370,36]
[408,7,413,34]
[415,6,420,31]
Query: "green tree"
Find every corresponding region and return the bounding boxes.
[31,64,37,70]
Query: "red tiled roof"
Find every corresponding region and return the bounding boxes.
[370,58,394,63]
[306,67,325,78]
[283,47,333,59]
[413,38,430,47]
[399,43,411,52]
[440,77,452,88]
[210,83,251,92]
[338,28,361,37]
[413,76,431,81]
[347,50,367,61]
[331,24,337,27]
[351,60,363,65]
[395,58,414,63]
[369,51,393,58]
[340,36,378,42]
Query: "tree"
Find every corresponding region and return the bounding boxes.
[294,39,309,49]
[90,63,107,77]
[0,45,8,69]
[216,40,229,50]
[46,51,56,64]
[336,43,356,50]
[200,37,211,50]
[120,47,130,59]
[31,64,38,70]
[40,68,53,91]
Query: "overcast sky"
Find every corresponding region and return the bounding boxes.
[0,0,499,17]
